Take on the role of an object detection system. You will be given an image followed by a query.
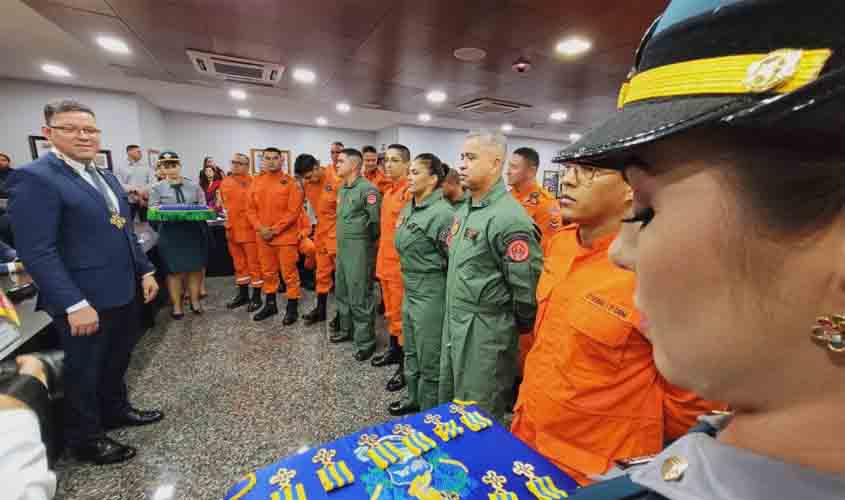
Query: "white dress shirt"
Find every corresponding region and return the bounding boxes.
[0,410,56,500]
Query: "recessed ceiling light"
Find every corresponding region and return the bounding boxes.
[316,116,328,126]
[549,111,568,122]
[453,47,487,62]
[41,63,72,78]
[569,133,583,142]
[336,102,351,113]
[418,113,432,122]
[292,68,316,84]
[501,123,514,132]
[96,35,130,54]
[556,37,592,56]
[229,89,247,100]
[426,90,447,104]
[236,109,251,118]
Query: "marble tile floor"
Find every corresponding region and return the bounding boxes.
[53,277,399,500]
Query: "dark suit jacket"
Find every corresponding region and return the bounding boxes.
[8,153,154,317]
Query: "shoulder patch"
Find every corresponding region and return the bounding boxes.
[366,191,378,205]
[506,239,530,262]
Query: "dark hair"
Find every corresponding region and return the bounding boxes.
[44,99,95,125]
[331,141,344,148]
[387,144,411,162]
[444,164,460,184]
[294,154,320,176]
[414,153,447,187]
[0,152,9,163]
[513,147,539,168]
[341,148,363,165]
[126,144,140,153]
[199,163,224,190]
[264,147,282,155]
[361,145,378,155]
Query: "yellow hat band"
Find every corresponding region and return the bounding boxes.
[617,48,833,109]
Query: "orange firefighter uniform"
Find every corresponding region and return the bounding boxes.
[512,226,726,485]
[298,209,316,270]
[376,178,411,344]
[364,167,392,194]
[247,170,305,299]
[513,180,564,370]
[220,175,262,289]
[304,166,340,294]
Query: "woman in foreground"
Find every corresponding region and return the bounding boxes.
[567,1,845,498]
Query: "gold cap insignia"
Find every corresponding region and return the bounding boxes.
[743,49,803,93]
[661,456,689,482]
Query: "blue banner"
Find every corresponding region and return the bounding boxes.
[224,403,577,500]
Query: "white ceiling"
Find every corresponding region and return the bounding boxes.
[0,0,580,142]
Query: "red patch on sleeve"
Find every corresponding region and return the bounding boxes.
[506,239,530,262]
[367,192,378,205]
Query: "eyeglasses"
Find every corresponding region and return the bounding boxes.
[560,164,615,185]
[48,125,102,136]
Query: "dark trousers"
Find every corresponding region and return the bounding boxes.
[55,298,144,445]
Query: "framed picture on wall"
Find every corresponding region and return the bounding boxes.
[93,150,114,171]
[28,135,51,160]
[147,149,160,170]
[28,135,114,171]
[250,148,291,175]
[542,170,560,198]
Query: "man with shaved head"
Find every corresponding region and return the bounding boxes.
[439,130,543,421]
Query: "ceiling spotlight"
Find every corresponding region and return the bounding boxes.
[336,102,351,113]
[418,113,432,123]
[229,89,247,100]
[96,35,130,54]
[41,63,72,78]
[556,37,592,56]
[426,90,447,104]
[501,123,514,133]
[569,133,583,142]
[512,56,532,73]
[316,116,328,126]
[293,67,317,84]
[549,111,568,122]
[236,109,251,118]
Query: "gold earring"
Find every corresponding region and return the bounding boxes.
[811,315,845,353]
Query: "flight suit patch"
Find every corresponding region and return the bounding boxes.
[464,228,479,241]
[506,240,530,262]
[447,216,461,247]
[366,192,378,205]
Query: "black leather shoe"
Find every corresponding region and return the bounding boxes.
[371,347,402,367]
[329,313,340,332]
[104,408,164,430]
[247,288,263,312]
[329,332,352,344]
[386,366,406,392]
[70,437,137,465]
[282,299,299,326]
[388,401,419,417]
[355,347,376,362]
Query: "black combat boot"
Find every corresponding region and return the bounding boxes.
[303,293,327,325]
[226,284,249,309]
[282,299,299,326]
[253,293,278,321]
[247,288,263,312]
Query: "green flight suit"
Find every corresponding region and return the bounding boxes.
[336,176,381,352]
[439,179,543,420]
[395,189,455,411]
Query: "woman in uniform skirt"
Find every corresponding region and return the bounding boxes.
[149,152,208,319]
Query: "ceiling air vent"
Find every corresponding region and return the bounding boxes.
[187,50,284,86]
[457,97,531,115]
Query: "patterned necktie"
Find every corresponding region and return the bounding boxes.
[84,164,118,215]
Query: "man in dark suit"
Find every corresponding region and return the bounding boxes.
[8,100,162,465]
